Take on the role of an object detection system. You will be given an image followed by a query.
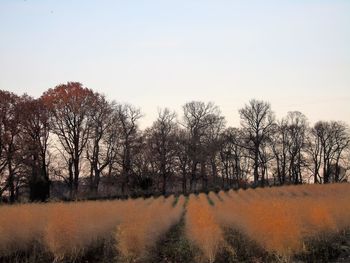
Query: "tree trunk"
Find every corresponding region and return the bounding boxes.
[8,159,15,203]
[68,158,74,199]
[182,167,187,195]
[190,162,197,192]
[253,146,259,185]
[201,162,208,192]
[162,172,167,195]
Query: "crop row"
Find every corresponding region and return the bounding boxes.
[0,184,349,262]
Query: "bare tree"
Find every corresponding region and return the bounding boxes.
[182,101,225,192]
[306,121,350,183]
[0,90,21,202]
[0,91,9,198]
[174,128,190,194]
[331,122,350,182]
[86,95,115,196]
[42,82,97,198]
[239,99,275,186]
[219,128,248,188]
[204,112,226,189]
[286,111,308,184]
[270,120,289,184]
[2,84,350,201]
[306,126,323,183]
[19,96,51,201]
[114,103,143,195]
[145,108,178,195]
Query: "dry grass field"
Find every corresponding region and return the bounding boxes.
[0,184,350,263]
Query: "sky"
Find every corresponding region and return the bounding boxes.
[0,0,349,128]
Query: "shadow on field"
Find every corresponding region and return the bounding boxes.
[215,228,274,263]
[295,229,350,263]
[1,225,350,263]
[147,215,196,263]
[216,228,350,263]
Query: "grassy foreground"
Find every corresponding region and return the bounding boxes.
[0,184,350,262]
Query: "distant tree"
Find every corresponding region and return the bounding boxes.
[258,138,274,185]
[114,104,143,195]
[86,94,115,196]
[271,111,308,185]
[42,82,97,198]
[0,92,9,198]
[270,120,289,184]
[130,134,153,194]
[2,84,350,201]
[285,111,308,184]
[330,122,350,182]
[311,121,350,183]
[219,128,248,188]
[0,90,21,202]
[239,99,275,186]
[19,96,51,201]
[174,128,191,194]
[204,111,226,189]
[306,125,323,183]
[145,108,178,195]
[182,101,225,191]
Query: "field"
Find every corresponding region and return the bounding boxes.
[0,184,350,263]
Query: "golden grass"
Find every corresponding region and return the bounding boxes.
[212,184,350,256]
[0,203,48,255]
[44,200,125,260]
[116,195,185,261]
[0,184,349,261]
[185,193,224,262]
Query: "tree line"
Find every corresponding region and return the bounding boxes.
[1,82,349,202]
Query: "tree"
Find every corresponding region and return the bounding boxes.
[311,121,350,183]
[19,96,51,201]
[331,122,350,182]
[0,90,21,202]
[270,119,289,184]
[239,99,275,186]
[145,108,178,195]
[219,128,248,188]
[2,84,350,201]
[114,103,143,195]
[306,125,323,184]
[285,111,308,184]
[42,82,97,198]
[174,128,190,194]
[0,92,9,198]
[204,111,226,189]
[86,94,115,196]
[271,112,308,185]
[182,101,225,191]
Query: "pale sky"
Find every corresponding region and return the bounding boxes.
[1,0,349,128]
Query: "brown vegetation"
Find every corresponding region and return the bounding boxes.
[0,184,349,262]
[212,184,350,257]
[185,194,224,262]
[116,195,185,261]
